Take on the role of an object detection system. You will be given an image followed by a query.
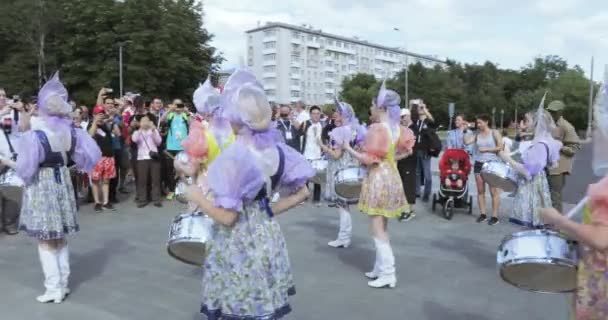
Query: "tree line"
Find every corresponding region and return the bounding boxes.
[0,0,221,105]
[340,55,597,131]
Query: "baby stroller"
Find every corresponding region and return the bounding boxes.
[432,149,474,220]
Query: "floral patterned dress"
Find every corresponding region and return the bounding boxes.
[358,123,413,218]
[574,205,608,319]
[201,141,314,319]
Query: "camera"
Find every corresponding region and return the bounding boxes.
[106,88,113,93]
[2,117,13,134]
[12,95,20,102]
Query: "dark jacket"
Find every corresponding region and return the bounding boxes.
[276,118,300,151]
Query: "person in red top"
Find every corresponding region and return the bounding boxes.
[444,159,466,189]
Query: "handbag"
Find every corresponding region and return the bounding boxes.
[141,130,159,161]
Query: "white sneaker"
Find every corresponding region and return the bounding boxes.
[327,239,350,248]
[368,274,397,288]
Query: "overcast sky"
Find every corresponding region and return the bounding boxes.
[204,0,608,80]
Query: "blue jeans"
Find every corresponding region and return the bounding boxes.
[415,150,432,199]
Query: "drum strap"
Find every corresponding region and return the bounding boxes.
[2,130,16,161]
[255,145,285,218]
[538,141,551,180]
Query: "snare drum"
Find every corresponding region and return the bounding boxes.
[334,166,366,202]
[0,169,24,202]
[310,159,328,184]
[480,161,518,192]
[497,229,578,293]
[167,212,214,266]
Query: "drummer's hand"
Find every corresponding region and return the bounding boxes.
[184,184,204,203]
[498,150,510,161]
[540,208,566,227]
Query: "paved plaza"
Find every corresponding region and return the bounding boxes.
[0,181,576,320]
[2,142,596,320]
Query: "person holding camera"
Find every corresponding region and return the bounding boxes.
[131,115,162,208]
[410,99,436,202]
[160,99,189,200]
[88,88,120,212]
[0,88,22,235]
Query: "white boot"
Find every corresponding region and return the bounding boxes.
[368,238,396,288]
[57,245,71,298]
[328,208,352,248]
[364,246,380,279]
[37,245,64,303]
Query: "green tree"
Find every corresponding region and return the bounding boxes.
[340,73,378,122]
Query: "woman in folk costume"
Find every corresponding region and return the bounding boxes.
[498,95,562,228]
[343,82,415,288]
[318,98,365,248]
[542,81,608,320]
[183,69,314,319]
[3,73,101,303]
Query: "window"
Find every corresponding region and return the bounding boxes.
[264,42,276,49]
[334,52,339,59]
[291,91,300,97]
[264,29,276,36]
[263,66,276,72]
[342,65,346,71]
[337,41,342,47]
[325,60,333,67]
[264,77,275,84]
[248,59,253,67]
[325,51,332,57]
[307,35,313,41]
[263,54,276,61]
[265,89,276,96]
[326,82,334,89]
[292,31,300,38]
[291,79,300,86]
[325,71,334,78]
[328,39,334,46]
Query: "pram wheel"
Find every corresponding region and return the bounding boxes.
[443,198,454,220]
[431,194,437,212]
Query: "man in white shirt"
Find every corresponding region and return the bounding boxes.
[300,106,323,204]
[294,101,310,128]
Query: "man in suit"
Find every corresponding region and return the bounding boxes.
[546,100,580,212]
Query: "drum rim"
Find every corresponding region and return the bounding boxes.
[498,259,578,293]
[499,229,576,247]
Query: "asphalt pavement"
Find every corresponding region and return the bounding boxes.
[0,185,573,320]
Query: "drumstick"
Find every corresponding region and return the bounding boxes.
[164,150,175,160]
[565,196,589,219]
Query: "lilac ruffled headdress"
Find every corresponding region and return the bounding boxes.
[37,72,73,128]
[533,92,561,167]
[375,80,401,126]
[592,70,608,176]
[330,96,366,146]
[193,76,221,116]
[220,68,281,148]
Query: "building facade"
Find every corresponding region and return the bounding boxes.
[246,22,447,105]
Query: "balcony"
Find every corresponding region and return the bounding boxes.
[306,41,320,48]
[325,88,335,94]
[326,45,355,55]
[262,72,277,78]
[291,37,302,45]
[263,36,277,43]
[375,54,399,63]
[263,60,276,66]
[291,60,302,68]
[263,83,277,90]
[290,73,301,80]
[324,77,335,83]
[348,59,357,65]
[262,48,276,55]
[323,65,335,72]
[290,85,301,91]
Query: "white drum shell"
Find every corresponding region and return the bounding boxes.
[167,212,214,266]
[497,229,578,293]
[481,161,518,192]
[334,167,365,202]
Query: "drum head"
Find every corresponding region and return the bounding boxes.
[167,242,207,266]
[335,184,361,200]
[500,261,577,293]
[480,172,517,192]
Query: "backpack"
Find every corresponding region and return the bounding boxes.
[428,128,442,157]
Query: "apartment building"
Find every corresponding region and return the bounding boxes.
[246,22,446,105]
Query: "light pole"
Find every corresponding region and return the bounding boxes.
[500,109,504,131]
[491,107,496,129]
[117,41,132,97]
[393,28,408,106]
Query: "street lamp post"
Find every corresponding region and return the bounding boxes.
[393,28,408,106]
[119,43,124,97]
[500,109,504,131]
[491,107,496,129]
